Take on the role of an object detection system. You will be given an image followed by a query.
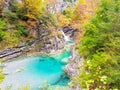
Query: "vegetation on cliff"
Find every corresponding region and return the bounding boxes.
[0,0,120,90]
[0,0,59,50]
[74,0,120,90]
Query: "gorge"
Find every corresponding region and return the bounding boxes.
[0,41,72,90]
[0,0,81,90]
[1,0,120,90]
[0,24,77,89]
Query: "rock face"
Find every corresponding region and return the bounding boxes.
[62,26,77,40]
[0,40,37,60]
[64,44,83,78]
[0,26,66,60]
[63,44,83,90]
[48,0,77,14]
[0,37,65,61]
[0,0,78,61]
[34,23,66,54]
[38,33,65,54]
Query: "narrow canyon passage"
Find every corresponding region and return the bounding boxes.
[0,43,72,90]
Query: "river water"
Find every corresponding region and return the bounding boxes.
[0,45,72,90]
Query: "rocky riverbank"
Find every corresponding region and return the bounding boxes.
[0,0,77,62]
[64,44,83,78]
[63,44,83,90]
[0,35,65,61]
[0,26,77,61]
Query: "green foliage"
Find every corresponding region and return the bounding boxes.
[63,0,72,2]
[0,59,5,83]
[18,85,29,90]
[16,24,29,37]
[0,69,4,83]
[9,0,28,20]
[0,18,6,41]
[17,0,47,20]
[0,18,7,31]
[75,0,120,90]
[9,0,19,12]
[0,30,5,41]
[3,31,19,47]
[7,12,18,24]
[17,7,28,21]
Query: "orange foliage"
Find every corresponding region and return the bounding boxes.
[57,14,71,27]
[47,0,56,5]
[57,0,100,42]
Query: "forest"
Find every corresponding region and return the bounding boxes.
[0,0,120,90]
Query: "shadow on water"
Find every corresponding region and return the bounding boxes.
[52,73,70,86]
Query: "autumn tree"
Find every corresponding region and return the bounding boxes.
[18,0,47,20]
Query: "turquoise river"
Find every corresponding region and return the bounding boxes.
[0,44,72,90]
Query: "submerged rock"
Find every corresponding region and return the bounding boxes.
[15,67,25,73]
[62,26,78,40]
[61,58,69,64]
[4,72,11,75]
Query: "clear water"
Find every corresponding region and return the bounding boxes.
[67,40,74,44]
[0,45,71,90]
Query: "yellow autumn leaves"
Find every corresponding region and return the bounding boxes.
[18,0,47,19]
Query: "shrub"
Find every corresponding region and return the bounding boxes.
[7,12,18,24]
[0,66,4,83]
[3,31,19,47]
[0,18,7,31]
[0,30,5,41]
[9,4,18,12]
[16,24,29,37]
[9,0,19,12]
[0,18,6,41]
[75,0,120,90]
[17,7,28,21]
